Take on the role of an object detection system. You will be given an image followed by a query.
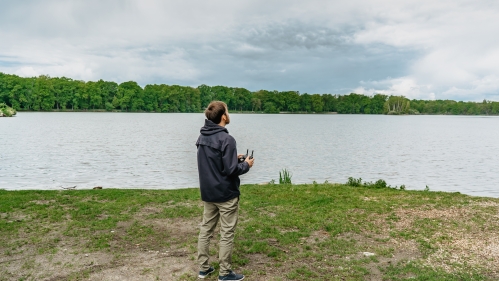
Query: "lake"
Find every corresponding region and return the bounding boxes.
[1,112,498,197]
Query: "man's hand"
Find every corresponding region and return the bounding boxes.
[245,156,254,168]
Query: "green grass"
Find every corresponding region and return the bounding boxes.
[1,184,498,280]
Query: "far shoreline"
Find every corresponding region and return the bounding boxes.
[11,109,499,116]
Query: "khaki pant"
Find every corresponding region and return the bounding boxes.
[197,196,239,276]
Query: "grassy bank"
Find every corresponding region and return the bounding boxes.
[1,184,499,280]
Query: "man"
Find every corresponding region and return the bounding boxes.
[196,101,254,281]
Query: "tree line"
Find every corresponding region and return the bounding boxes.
[1,72,498,115]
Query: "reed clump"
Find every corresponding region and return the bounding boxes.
[279,168,292,184]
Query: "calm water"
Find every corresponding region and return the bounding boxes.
[1,112,498,197]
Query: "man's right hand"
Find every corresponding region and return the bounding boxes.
[245,157,254,168]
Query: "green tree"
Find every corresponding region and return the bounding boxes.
[32,75,56,111]
[311,94,324,112]
[384,96,410,114]
[280,91,301,112]
[198,84,215,109]
[337,93,363,114]
[367,94,387,114]
[251,98,261,112]
[233,88,251,111]
[300,93,312,112]
[117,81,143,111]
[322,94,337,112]
[9,85,23,110]
[263,101,279,113]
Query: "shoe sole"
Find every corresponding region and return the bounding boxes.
[198,270,214,279]
[218,277,244,281]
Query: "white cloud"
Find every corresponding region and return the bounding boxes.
[349,0,499,100]
[358,76,435,100]
[15,67,39,78]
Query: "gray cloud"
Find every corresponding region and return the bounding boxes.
[239,21,355,51]
[1,0,498,100]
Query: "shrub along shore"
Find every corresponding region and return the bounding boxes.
[0,103,16,117]
[1,183,499,280]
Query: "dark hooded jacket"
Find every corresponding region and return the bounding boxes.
[196,119,250,202]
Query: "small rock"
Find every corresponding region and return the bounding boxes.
[85,254,89,257]
[363,252,376,257]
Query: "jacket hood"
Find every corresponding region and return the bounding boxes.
[200,119,228,135]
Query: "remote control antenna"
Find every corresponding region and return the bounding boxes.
[250,150,254,159]
[239,149,249,163]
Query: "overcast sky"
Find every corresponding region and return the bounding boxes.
[1,0,498,101]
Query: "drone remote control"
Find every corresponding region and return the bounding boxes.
[238,149,254,162]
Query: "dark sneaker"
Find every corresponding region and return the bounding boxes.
[198,267,215,279]
[218,271,245,281]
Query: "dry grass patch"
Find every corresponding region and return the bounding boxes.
[29,200,56,205]
[363,201,499,277]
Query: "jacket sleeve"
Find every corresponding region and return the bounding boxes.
[221,136,250,176]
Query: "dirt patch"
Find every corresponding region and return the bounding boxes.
[29,200,56,205]
[1,212,30,222]
[338,232,421,281]
[86,251,197,281]
[24,250,197,281]
[1,247,115,281]
[240,253,290,279]
[304,230,330,244]
[472,201,499,208]
[424,232,499,275]
[364,204,499,276]
[278,228,300,235]
[0,214,202,281]
[151,217,199,239]
[260,210,276,218]
[367,205,477,232]
[137,206,163,216]
[163,201,203,208]
[109,217,199,252]
[365,243,421,281]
